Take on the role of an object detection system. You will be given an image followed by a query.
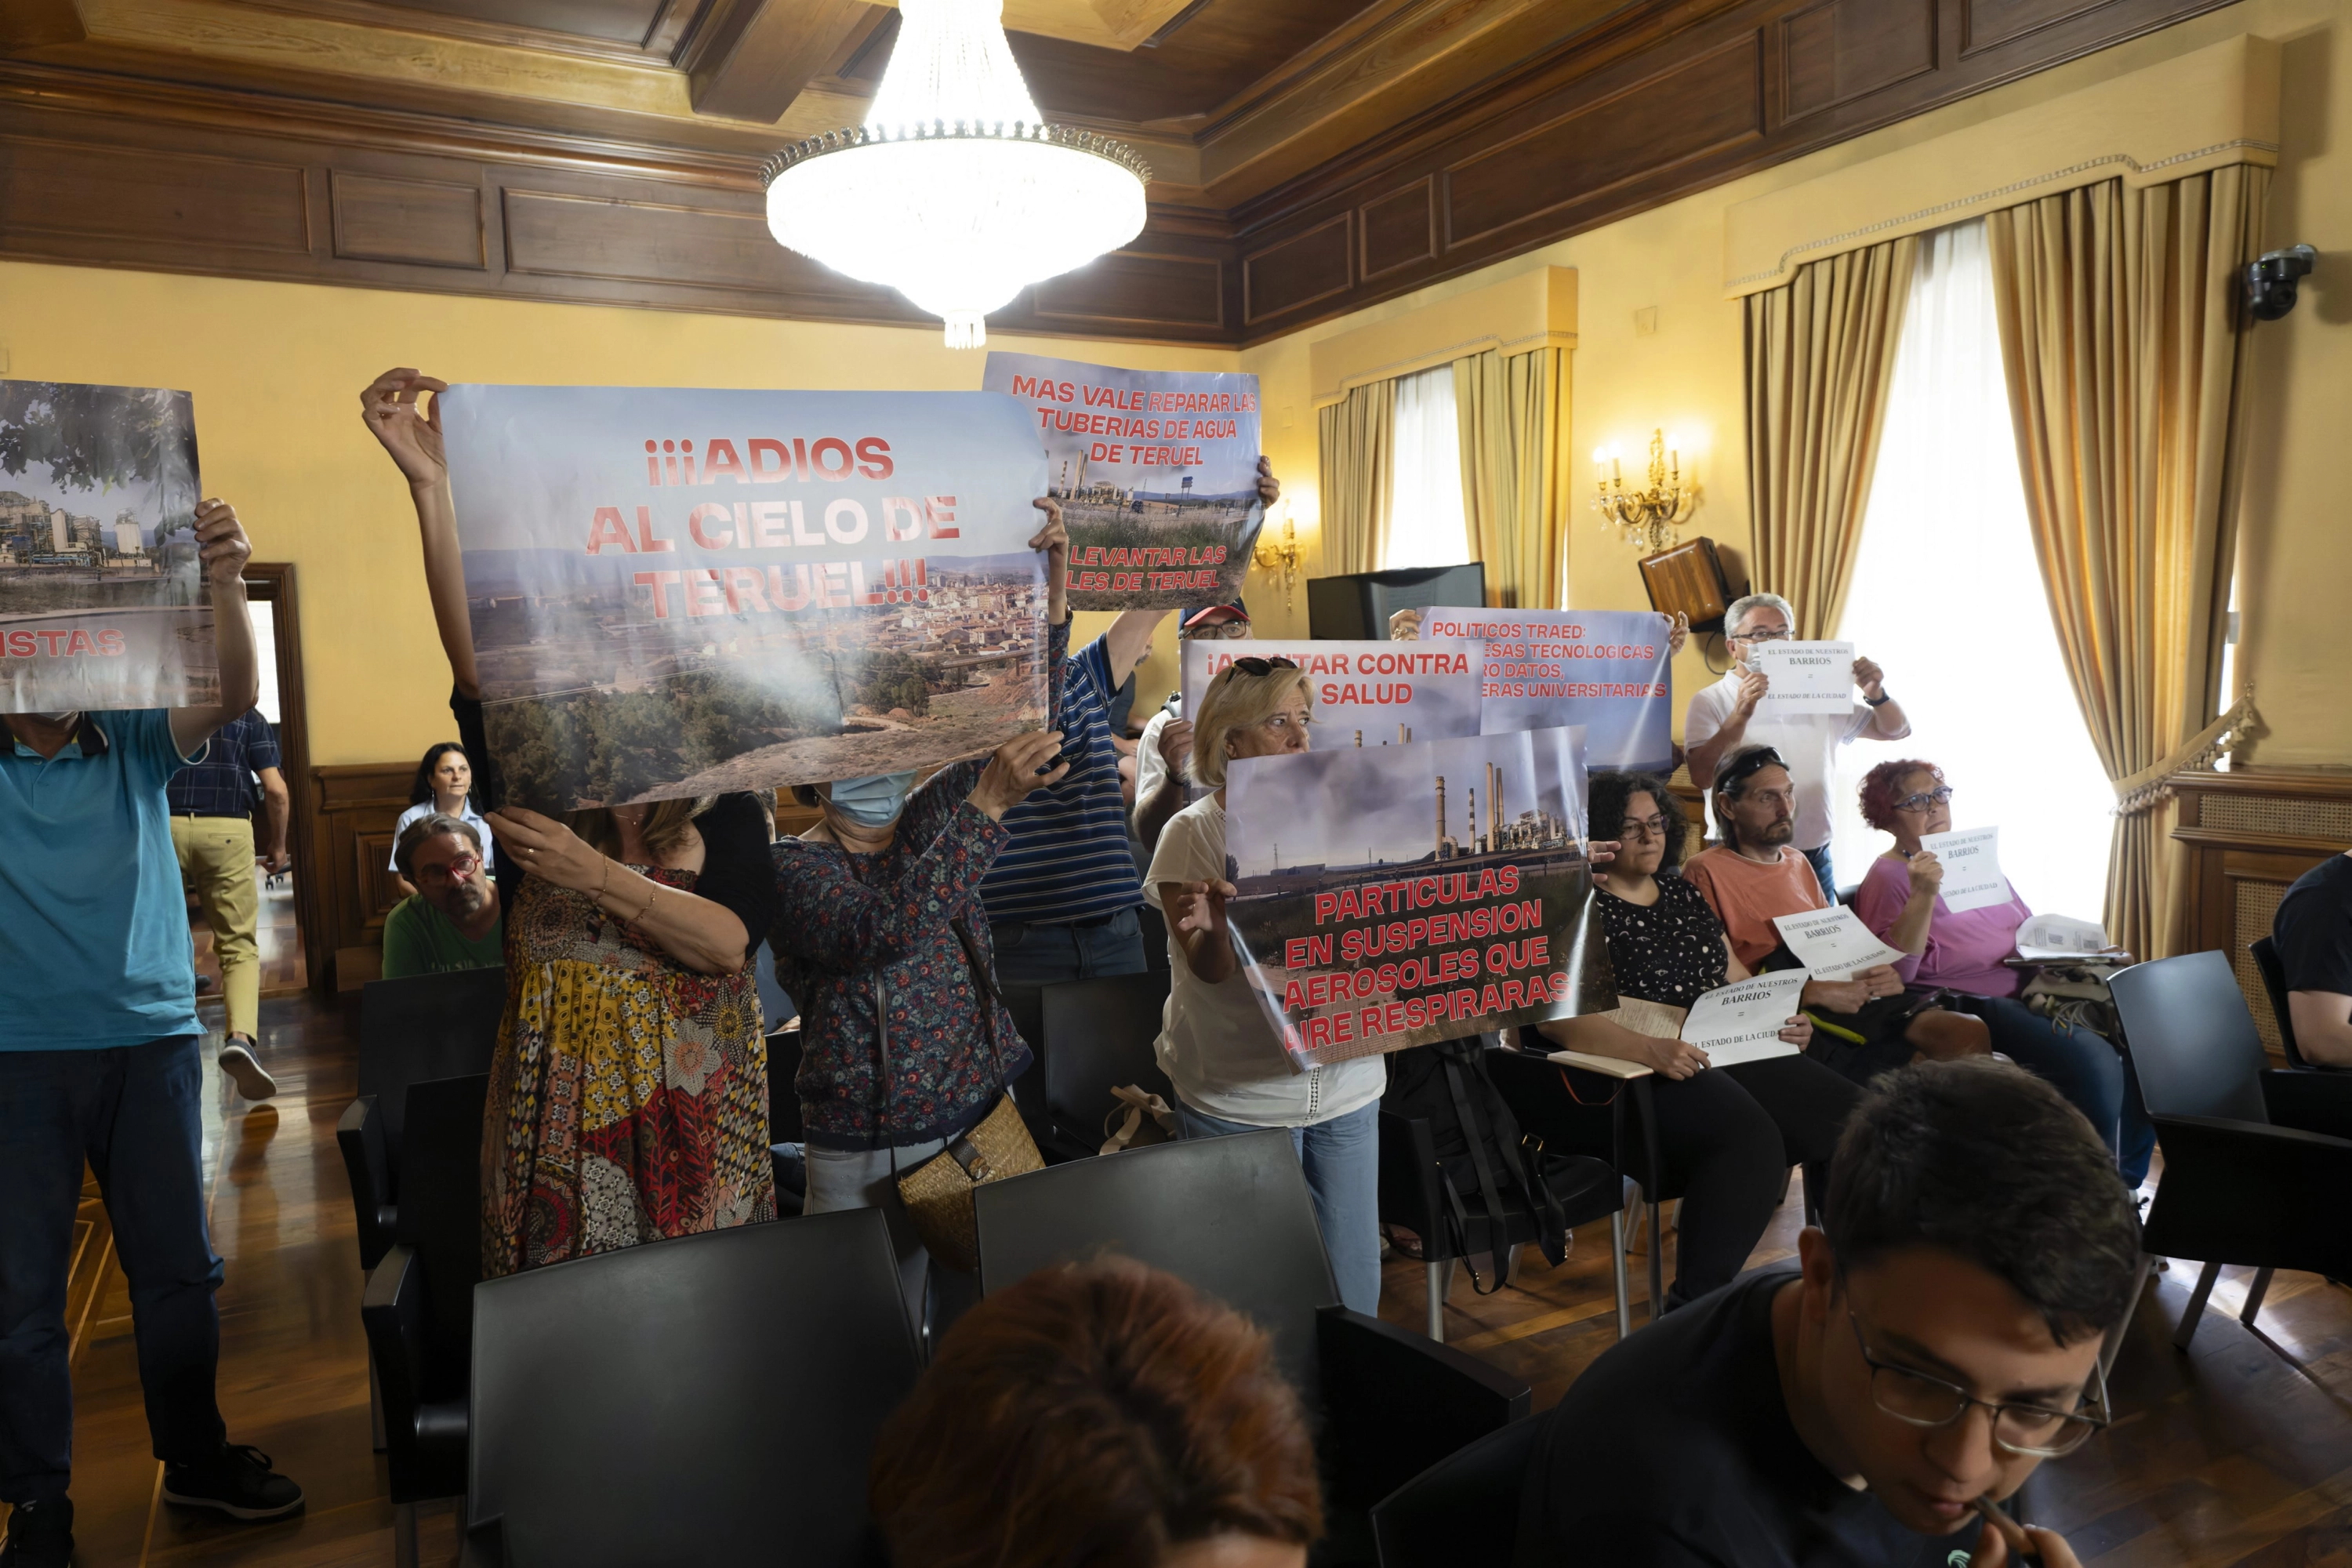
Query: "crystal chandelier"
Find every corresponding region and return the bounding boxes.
[761,0,1150,349]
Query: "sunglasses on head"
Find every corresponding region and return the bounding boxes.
[1229,656,1300,677]
[1716,746,1787,788]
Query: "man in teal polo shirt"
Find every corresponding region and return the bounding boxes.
[0,500,303,1568]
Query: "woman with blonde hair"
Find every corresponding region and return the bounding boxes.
[361,368,779,1276]
[1144,657,1387,1312]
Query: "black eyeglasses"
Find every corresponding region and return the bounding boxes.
[1893,785,1955,814]
[1846,1308,2109,1457]
[1229,656,1300,677]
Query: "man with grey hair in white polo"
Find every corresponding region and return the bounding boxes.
[1683,592,1911,902]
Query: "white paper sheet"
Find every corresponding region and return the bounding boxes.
[1681,971,1810,1065]
[1751,641,1856,715]
[1918,826,2009,913]
[1770,905,1910,981]
[2015,912,2111,962]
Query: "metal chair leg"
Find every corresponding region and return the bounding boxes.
[2100,1253,2155,1382]
[1646,1200,1664,1320]
[394,1501,419,1568]
[2174,1258,2223,1350]
[1425,1261,1445,1342]
[1504,1243,1524,1286]
[1610,1209,1632,1340]
[369,1352,387,1454]
[2241,1266,2276,1327]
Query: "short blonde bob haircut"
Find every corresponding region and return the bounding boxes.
[1189,662,1312,789]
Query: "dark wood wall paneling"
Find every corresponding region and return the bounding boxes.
[310,761,414,990]
[0,0,2230,347]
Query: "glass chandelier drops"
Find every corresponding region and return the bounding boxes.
[761,0,1150,350]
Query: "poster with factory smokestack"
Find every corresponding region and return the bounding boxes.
[1223,727,1617,1069]
[438,385,1051,811]
[1180,639,1484,754]
[983,353,1262,612]
[0,381,212,712]
[1416,607,1675,773]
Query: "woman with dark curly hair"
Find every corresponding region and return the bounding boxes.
[1848,758,2148,1183]
[870,1258,1322,1568]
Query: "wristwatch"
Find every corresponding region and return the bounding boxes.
[1865,691,1892,707]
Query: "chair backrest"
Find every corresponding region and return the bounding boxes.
[2108,950,2270,1123]
[396,1072,489,1369]
[468,1209,919,1566]
[2249,935,2310,1069]
[1369,1414,1541,1568]
[1042,972,1174,1145]
[974,1129,1337,1399]
[766,1022,805,1145]
[358,968,506,1172]
[1484,1047,1627,1173]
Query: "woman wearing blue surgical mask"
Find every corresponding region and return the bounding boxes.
[768,502,1076,1323]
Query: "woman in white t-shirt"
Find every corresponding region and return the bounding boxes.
[1144,656,1388,1314]
[388,742,495,898]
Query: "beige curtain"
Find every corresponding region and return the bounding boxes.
[1316,381,1394,575]
[1454,347,1566,609]
[1743,236,1918,639]
[1987,169,2267,962]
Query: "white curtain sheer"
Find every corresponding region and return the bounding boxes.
[1385,365,1472,569]
[1829,219,2112,920]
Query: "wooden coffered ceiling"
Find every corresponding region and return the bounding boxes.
[0,0,2232,345]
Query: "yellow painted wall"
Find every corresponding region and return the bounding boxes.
[1243,0,2349,758]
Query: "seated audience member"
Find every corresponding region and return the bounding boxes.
[1133,601,1252,854]
[1683,747,1990,1078]
[2274,848,2352,1068]
[1529,773,1860,1308]
[1147,656,1387,1315]
[1849,760,2149,1181]
[380,813,503,979]
[1515,1058,2139,1567]
[870,1258,1321,1568]
[387,742,492,898]
[1683,593,1911,901]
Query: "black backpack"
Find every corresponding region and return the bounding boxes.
[1382,1036,1575,1294]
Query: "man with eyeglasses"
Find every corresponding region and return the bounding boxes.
[1685,592,1911,902]
[1514,1058,2140,1567]
[1131,601,1251,855]
[380,812,503,979]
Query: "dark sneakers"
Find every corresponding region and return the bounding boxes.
[216,1037,279,1101]
[161,1446,304,1521]
[0,1497,73,1568]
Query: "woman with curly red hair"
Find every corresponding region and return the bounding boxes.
[1848,759,2150,1185]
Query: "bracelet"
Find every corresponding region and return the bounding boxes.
[633,884,659,925]
[1865,691,1892,707]
[596,858,612,902]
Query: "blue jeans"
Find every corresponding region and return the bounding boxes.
[1171,1098,1382,1317]
[0,1036,226,1503]
[989,908,1146,990]
[1801,842,1838,904]
[1978,996,2128,1160]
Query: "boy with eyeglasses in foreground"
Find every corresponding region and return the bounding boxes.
[1513,1058,2140,1566]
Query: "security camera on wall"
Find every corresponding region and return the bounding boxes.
[2246,245,2317,321]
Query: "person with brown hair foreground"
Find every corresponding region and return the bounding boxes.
[870,1258,1322,1568]
[1514,1058,2140,1566]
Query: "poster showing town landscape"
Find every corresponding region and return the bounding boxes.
[1222,727,1617,1069]
[1417,607,1675,773]
[1179,638,1484,753]
[0,381,212,712]
[438,385,1051,810]
[982,353,1262,612]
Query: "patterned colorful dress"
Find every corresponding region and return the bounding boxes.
[481,862,776,1277]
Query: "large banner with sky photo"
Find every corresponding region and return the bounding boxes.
[1179,638,1483,752]
[1223,727,1617,1069]
[1417,607,1675,774]
[440,385,1050,811]
[0,380,212,712]
[982,352,1262,612]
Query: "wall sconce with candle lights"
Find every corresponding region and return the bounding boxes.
[1251,504,1301,610]
[1594,429,1697,552]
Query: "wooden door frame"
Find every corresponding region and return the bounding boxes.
[241,562,323,990]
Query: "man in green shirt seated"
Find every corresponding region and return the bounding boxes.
[383,813,503,978]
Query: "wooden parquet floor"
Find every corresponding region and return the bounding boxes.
[27,993,2352,1566]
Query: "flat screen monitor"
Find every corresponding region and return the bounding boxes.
[1305,563,1487,641]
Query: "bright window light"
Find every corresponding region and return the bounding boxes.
[1386,366,1471,570]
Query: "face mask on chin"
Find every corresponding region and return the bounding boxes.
[825,771,916,829]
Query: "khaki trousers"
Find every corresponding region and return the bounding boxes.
[171,815,260,1040]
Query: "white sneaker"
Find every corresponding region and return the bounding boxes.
[218,1038,278,1100]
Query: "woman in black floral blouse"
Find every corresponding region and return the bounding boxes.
[1524,772,1861,1309]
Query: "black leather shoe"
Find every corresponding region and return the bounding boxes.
[0,1497,73,1568]
[161,1446,303,1521]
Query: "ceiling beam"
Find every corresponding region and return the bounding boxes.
[681,0,880,124]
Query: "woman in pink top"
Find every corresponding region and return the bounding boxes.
[1850,760,2147,1181]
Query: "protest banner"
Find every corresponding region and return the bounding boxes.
[983,352,1262,612]
[1918,826,2009,913]
[0,380,212,712]
[1413,607,1674,772]
[1751,641,1856,715]
[1769,905,1908,980]
[1179,639,1483,753]
[1680,971,1809,1065]
[1223,727,1617,1069]
[439,385,1051,811]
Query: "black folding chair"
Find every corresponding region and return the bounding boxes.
[461,1209,919,1567]
[1369,1414,1541,1568]
[974,1130,1530,1565]
[1037,971,1174,1161]
[2109,951,2352,1348]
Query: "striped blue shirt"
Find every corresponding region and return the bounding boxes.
[978,633,1142,924]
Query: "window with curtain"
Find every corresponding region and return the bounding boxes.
[1384,365,1471,569]
[1828,218,2111,920]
